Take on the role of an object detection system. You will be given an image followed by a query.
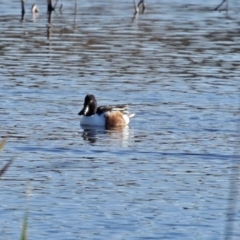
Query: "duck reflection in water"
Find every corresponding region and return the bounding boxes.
[81,125,132,145]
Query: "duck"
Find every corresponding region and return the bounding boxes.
[78,94,135,128]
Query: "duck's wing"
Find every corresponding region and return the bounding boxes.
[97,104,129,115]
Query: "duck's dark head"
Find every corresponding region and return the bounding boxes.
[78,94,97,116]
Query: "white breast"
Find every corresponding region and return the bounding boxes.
[80,114,106,127]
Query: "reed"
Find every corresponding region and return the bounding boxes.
[20,212,28,240]
[0,139,28,239]
[0,139,13,178]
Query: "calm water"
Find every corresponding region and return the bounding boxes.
[0,0,239,239]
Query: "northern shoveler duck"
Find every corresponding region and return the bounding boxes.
[78,94,135,128]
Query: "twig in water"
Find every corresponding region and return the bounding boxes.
[47,0,54,13]
[47,11,53,39]
[21,0,25,21]
[54,0,59,10]
[132,0,139,22]
[223,92,240,239]
[138,0,146,14]
[214,0,228,11]
[73,0,78,28]
[59,0,63,12]
[75,0,78,12]
[0,159,13,178]
[133,0,139,15]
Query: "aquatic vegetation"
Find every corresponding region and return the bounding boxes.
[0,139,12,178]
[0,138,28,240]
[21,212,28,240]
